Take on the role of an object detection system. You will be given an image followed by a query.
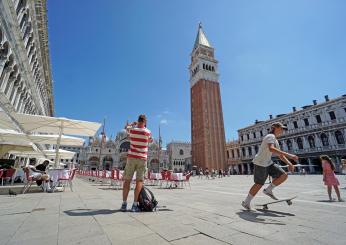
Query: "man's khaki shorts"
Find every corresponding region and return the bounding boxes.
[123,157,146,181]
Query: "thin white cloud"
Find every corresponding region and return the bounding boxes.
[160,119,168,124]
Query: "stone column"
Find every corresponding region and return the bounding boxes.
[9,84,19,104]
[308,158,314,174]
[335,156,341,173]
[13,89,21,109]
[328,131,337,147]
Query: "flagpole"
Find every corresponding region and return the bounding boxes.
[99,118,105,170]
[158,123,161,173]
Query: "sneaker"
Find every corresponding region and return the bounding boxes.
[120,202,127,212]
[338,199,344,202]
[241,201,251,211]
[263,188,278,200]
[131,204,141,213]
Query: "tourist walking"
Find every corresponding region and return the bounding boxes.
[205,168,210,179]
[241,122,298,210]
[320,155,343,202]
[218,169,222,178]
[198,168,204,179]
[121,114,153,212]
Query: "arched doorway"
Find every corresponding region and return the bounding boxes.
[311,157,322,173]
[119,141,130,153]
[103,156,113,170]
[88,156,100,170]
[238,164,243,175]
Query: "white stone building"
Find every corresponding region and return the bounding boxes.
[225,140,241,173]
[230,95,346,174]
[0,0,54,117]
[79,135,118,171]
[167,141,192,172]
[79,129,168,172]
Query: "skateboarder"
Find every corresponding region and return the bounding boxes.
[241,122,298,210]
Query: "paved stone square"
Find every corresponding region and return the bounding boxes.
[0,175,346,245]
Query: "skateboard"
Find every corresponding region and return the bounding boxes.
[256,196,297,210]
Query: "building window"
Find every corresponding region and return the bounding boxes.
[316,115,322,123]
[308,135,315,148]
[254,145,258,153]
[241,135,243,141]
[237,149,240,158]
[96,149,98,152]
[293,121,298,129]
[287,139,292,151]
[247,134,250,140]
[329,111,336,120]
[248,147,252,156]
[296,137,304,150]
[304,118,309,126]
[260,131,263,137]
[179,149,184,155]
[253,132,256,138]
[109,150,111,153]
[231,150,235,158]
[335,131,345,144]
[226,150,229,159]
[242,148,246,157]
[320,133,329,146]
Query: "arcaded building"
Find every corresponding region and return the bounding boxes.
[190,23,227,171]
[0,0,54,116]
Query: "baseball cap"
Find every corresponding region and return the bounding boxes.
[271,122,287,130]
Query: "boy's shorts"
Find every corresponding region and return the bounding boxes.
[124,157,146,181]
[254,163,285,185]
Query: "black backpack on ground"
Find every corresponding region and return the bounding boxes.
[138,186,158,212]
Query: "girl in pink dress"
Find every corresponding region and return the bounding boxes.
[320,155,343,202]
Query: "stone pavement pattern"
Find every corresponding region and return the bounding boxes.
[0,175,346,245]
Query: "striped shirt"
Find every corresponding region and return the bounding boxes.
[126,125,152,160]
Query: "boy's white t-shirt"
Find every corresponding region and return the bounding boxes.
[253,134,280,167]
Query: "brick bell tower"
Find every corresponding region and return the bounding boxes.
[190,23,227,171]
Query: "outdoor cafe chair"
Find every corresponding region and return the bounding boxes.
[57,168,77,192]
[0,169,4,186]
[183,173,192,189]
[2,168,16,186]
[22,167,38,194]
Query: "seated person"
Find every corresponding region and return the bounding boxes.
[28,160,52,192]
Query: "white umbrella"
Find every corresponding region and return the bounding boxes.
[29,134,84,146]
[0,129,84,146]
[0,143,34,158]
[0,112,101,167]
[10,149,76,160]
[8,113,101,136]
[0,111,18,130]
[43,149,76,159]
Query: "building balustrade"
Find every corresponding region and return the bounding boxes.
[292,144,346,154]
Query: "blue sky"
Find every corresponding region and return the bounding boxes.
[47,0,346,144]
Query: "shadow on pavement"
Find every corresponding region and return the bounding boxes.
[236,209,294,225]
[64,208,174,216]
[64,208,122,216]
[97,187,120,191]
[316,200,338,203]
